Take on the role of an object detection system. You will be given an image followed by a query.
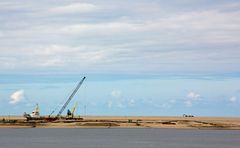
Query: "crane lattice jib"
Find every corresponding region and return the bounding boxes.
[57,77,86,117]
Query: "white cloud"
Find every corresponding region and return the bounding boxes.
[0,57,16,69]
[184,100,192,107]
[9,89,24,104]
[39,57,65,67]
[108,90,136,108]
[128,99,135,106]
[184,91,201,107]
[117,102,125,108]
[50,3,97,14]
[229,96,237,103]
[59,8,240,43]
[60,22,143,35]
[187,92,201,100]
[158,99,176,108]
[36,44,69,56]
[111,90,122,98]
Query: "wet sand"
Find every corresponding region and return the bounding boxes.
[0,116,240,129]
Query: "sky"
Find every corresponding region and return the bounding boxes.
[0,0,240,116]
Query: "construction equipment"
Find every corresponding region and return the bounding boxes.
[57,77,85,117]
[31,103,40,117]
[67,101,78,118]
[49,76,86,119]
[24,103,44,121]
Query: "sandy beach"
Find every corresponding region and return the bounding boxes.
[0,116,240,129]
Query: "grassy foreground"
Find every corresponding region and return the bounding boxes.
[0,116,240,129]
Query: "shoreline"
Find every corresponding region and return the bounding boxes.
[1,116,240,129]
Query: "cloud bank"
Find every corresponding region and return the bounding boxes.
[0,1,240,75]
[50,3,97,14]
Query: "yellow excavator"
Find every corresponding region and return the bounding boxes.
[66,101,79,119]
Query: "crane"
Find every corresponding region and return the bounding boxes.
[57,76,86,117]
[49,76,86,118]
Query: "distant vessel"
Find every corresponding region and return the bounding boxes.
[30,103,40,118]
[24,103,42,120]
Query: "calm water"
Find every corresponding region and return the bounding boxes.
[0,128,239,148]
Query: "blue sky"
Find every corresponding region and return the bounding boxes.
[0,0,240,116]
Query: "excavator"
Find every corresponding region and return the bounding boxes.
[66,101,79,119]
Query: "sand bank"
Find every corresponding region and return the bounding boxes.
[0,116,240,129]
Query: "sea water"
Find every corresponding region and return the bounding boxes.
[0,128,239,148]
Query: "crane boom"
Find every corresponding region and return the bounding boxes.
[71,100,78,115]
[56,77,86,117]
